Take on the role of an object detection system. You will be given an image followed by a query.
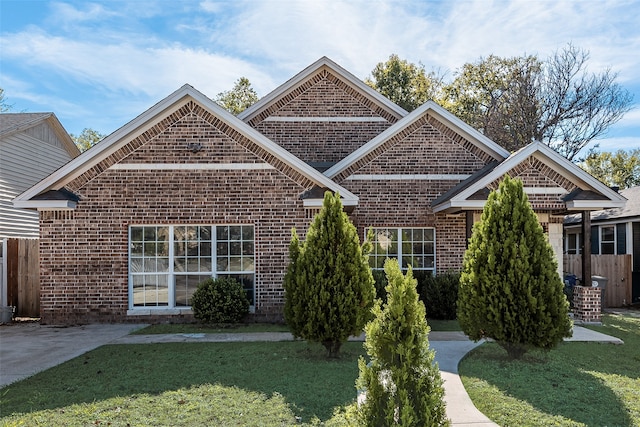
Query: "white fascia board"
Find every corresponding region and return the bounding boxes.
[15,84,358,206]
[14,85,198,203]
[531,143,627,204]
[432,200,487,213]
[303,198,358,208]
[565,200,627,211]
[325,101,510,179]
[449,143,546,205]
[425,102,510,160]
[13,200,77,210]
[238,57,408,122]
[448,141,627,209]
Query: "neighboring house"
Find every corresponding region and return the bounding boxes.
[0,113,80,310]
[13,58,625,324]
[564,186,640,304]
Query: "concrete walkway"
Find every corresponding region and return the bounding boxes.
[0,324,622,426]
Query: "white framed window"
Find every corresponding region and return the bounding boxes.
[565,231,581,254]
[129,225,254,309]
[370,227,435,273]
[600,226,616,254]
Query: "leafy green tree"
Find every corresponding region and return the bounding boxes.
[457,175,572,359]
[356,259,448,426]
[366,54,445,112]
[442,55,541,153]
[215,77,259,115]
[442,44,633,159]
[284,191,375,358]
[580,148,640,189]
[71,128,105,152]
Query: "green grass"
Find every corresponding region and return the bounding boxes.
[426,319,461,331]
[133,319,460,335]
[0,341,365,426]
[459,314,640,427]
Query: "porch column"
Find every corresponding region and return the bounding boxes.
[581,211,591,284]
[574,210,601,323]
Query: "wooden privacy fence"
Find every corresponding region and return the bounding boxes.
[5,238,40,317]
[564,254,632,308]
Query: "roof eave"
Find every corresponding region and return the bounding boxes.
[13,200,77,211]
[14,84,358,205]
[565,200,627,211]
[325,101,510,179]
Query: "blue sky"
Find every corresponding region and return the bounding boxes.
[1,0,639,155]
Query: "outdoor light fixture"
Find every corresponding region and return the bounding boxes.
[187,142,203,153]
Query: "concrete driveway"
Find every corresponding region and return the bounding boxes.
[0,323,145,387]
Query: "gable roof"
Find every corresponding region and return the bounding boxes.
[432,141,627,213]
[238,56,408,123]
[0,112,80,158]
[324,100,511,179]
[565,185,639,225]
[13,84,358,210]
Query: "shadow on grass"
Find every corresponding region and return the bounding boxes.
[0,341,365,423]
[460,335,636,427]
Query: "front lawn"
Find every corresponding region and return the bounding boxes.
[131,322,291,335]
[0,341,365,426]
[459,314,640,426]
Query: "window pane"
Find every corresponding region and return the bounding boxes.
[217,242,228,255]
[131,227,143,242]
[242,242,253,256]
[601,243,615,255]
[242,257,254,271]
[217,226,229,240]
[230,242,242,255]
[144,242,156,256]
[602,227,615,241]
[217,257,229,272]
[130,257,143,273]
[229,257,242,271]
[199,226,211,241]
[175,274,209,307]
[242,226,254,240]
[230,226,242,241]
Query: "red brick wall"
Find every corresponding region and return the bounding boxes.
[339,114,494,274]
[39,104,311,324]
[248,69,398,166]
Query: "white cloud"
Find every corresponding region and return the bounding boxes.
[0,29,275,99]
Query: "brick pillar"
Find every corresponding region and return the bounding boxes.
[573,285,602,323]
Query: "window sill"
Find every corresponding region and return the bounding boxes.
[127,308,194,316]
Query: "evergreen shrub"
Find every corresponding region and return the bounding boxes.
[284,191,376,358]
[420,271,460,320]
[191,277,250,324]
[356,259,449,426]
[457,175,572,358]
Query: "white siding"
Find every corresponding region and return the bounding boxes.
[0,130,75,238]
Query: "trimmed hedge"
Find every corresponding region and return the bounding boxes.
[373,268,460,320]
[190,277,249,324]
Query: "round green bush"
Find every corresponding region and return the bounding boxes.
[190,277,250,324]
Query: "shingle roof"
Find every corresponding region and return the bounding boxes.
[0,113,52,137]
[565,186,638,224]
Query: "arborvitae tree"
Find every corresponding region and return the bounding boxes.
[457,175,572,359]
[284,191,375,358]
[356,259,448,426]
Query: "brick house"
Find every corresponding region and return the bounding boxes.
[14,57,625,324]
